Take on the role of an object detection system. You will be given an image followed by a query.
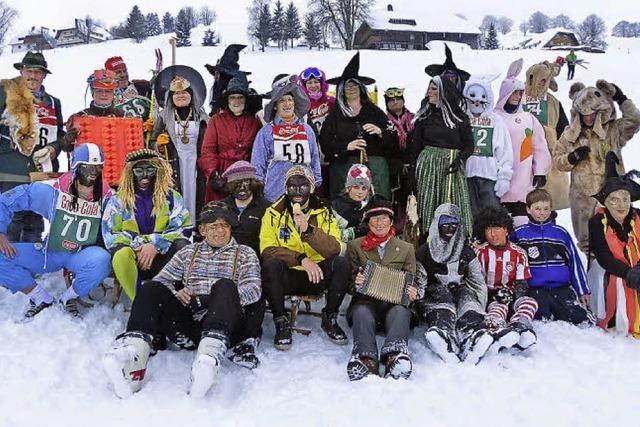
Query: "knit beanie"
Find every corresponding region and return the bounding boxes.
[285,165,315,193]
[221,160,256,183]
[345,163,372,190]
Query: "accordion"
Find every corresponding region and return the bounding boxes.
[356,260,414,306]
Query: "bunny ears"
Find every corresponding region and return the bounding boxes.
[506,58,523,79]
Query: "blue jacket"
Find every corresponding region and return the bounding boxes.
[251,116,322,202]
[511,214,590,296]
[0,183,57,234]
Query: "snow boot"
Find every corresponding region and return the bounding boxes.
[58,298,81,318]
[459,328,494,365]
[510,321,537,350]
[321,311,348,345]
[189,331,228,398]
[273,315,292,350]
[424,327,460,363]
[487,326,521,354]
[347,355,379,381]
[102,332,152,399]
[384,352,412,379]
[227,337,260,369]
[22,300,52,321]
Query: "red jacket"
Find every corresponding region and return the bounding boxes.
[198,110,261,202]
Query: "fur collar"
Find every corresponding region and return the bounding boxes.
[1,77,37,156]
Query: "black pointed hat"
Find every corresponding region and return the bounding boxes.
[326,52,375,85]
[424,44,470,82]
[592,152,640,204]
[205,44,250,77]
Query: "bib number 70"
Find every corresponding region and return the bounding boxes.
[61,214,92,242]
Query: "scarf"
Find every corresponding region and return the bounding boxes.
[387,109,414,150]
[361,228,395,251]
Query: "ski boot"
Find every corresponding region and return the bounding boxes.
[424,326,460,363]
[321,311,348,345]
[347,355,379,381]
[227,337,260,369]
[509,321,537,350]
[384,352,412,379]
[102,332,152,399]
[189,331,227,398]
[459,328,494,365]
[273,315,292,350]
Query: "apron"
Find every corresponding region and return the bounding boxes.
[174,121,199,221]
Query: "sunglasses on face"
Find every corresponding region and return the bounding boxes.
[132,166,157,178]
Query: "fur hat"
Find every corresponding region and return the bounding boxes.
[105,56,127,72]
[564,80,617,141]
[525,61,560,98]
[345,163,372,190]
[222,160,256,183]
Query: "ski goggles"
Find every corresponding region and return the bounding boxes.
[89,69,117,91]
[132,166,158,178]
[300,67,323,81]
[384,87,405,98]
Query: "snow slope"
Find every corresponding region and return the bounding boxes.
[1,25,640,427]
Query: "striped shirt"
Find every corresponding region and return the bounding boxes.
[153,237,261,307]
[475,242,531,290]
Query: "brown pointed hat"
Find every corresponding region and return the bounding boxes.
[326,52,375,85]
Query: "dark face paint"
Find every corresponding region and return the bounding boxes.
[132,161,157,191]
[286,175,312,206]
[77,164,102,187]
[438,223,458,242]
[229,179,253,201]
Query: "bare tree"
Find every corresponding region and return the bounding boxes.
[496,17,513,35]
[0,1,18,53]
[577,14,607,49]
[199,6,216,26]
[519,21,529,36]
[309,0,374,50]
[528,11,550,33]
[551,14,575,30]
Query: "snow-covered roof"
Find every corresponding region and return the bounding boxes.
[502,27,578,50]
[366,6,481,34]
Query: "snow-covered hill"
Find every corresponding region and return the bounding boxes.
[1,20,640,427]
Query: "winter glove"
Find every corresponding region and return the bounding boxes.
[446,155,463,175]
[513,280,529,300]
[567,146,591,165]
[611,84,628,105]
[532,175,547,189]
[494,179,511,198]
[626,265,640,290]
[209,171,227,193]
[33,147,54,166]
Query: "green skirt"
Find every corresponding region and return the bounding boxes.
[329,156,390,200]
[415,146,473,236]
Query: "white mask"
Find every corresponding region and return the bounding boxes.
[465,84,489,115]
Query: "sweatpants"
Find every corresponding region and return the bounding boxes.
[467,176,501,220]
[126,279,265,350]
[111,239,189,300]
[0,243,111,296]
[350,298,410,362]
[528,285,589,324]
[261,256,350,319]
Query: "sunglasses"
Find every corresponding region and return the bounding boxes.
[301,67,323,81]
[132,166,157,178]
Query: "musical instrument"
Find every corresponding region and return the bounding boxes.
[356,260,414,306]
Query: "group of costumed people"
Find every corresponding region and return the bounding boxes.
[1,43,640,399]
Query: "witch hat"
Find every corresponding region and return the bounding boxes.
[326,52,375,85]
[592,151,640,204]
[425,44,470,83]
[205,44,250,77]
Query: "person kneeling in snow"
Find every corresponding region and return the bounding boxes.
[474,205,538,352]
[346,199,418,381]
[414,203,494,364]
[103,204,263,399]
[0,143,112,319]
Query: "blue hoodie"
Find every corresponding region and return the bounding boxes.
[511,213,590,296]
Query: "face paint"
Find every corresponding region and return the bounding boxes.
[466,84,489,115]
[229,179,253,201]
[605,189,632,225]
[132,160,156,191]
[286,175,311,206]
[438,223,458,241]
[77,164,102,187]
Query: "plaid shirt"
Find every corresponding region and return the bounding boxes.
[153,237,261,306]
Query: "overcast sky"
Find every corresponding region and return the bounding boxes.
[5,0,640,38]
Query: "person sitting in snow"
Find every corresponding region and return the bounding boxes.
[414,203,493,365]
[510,189,591,325]
[462,75,513,218]
[102,149,191,301]
[346,199,418,381]
[103,203,263,399]
[0,143,112,319]
[474,205,538,352]
[332,163,375,243]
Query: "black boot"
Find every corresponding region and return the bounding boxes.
[347,355,379,381]
[321,311,348,345]
[274,315,292,350]
[228,337,260,369]
[22,300,53,321]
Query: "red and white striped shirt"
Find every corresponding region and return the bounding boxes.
[476,242,531,290]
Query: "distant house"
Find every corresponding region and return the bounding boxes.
[543,30,580,49]
[9,27,57,53]
[56,19,111,47]
[354,4,481,50]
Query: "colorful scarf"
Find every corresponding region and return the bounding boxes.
[387,109,414,150]
[361,228,396,251]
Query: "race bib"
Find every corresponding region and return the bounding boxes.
[272,124,311,164]
[117,97,151,120]
[523,95,548,126]
[470,116,494,157]
[48,192,101,252]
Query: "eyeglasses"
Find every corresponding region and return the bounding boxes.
[301,67,323,81]
[132,166,157,178]
[384,87,405,98]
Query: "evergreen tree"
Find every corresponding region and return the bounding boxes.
[175,9,192,47]
[162,12,174,33]
[125,5,147,43]
[145,12,162,37]
[484,22,499,49]
[270,0,285,49]
[202,29,219,46]
[284,2,302,48]
[252,3,271,52]
[303,13,320,50]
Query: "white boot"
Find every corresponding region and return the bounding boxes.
[102,332,151,399]
[424,327,460,363]
[189,332,228,398]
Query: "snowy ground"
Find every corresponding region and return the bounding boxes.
[2,24,640,427]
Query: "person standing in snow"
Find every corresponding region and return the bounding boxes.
[565,50,577,80]
[462,75,513,220]
[494,59,551,227]
[103,203,263,399]
[0,143,112,319]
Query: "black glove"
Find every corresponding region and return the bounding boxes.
[626,265,640,290]
[209,171,227,192]
[446,156,463,174]
[494,286,514,305]
[533,175,547,189]
[513,280,529,300]
[611,84,628,105]
[61,128,80,152]
[567,146,591,165]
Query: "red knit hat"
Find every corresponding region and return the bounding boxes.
[105,56,127,72]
